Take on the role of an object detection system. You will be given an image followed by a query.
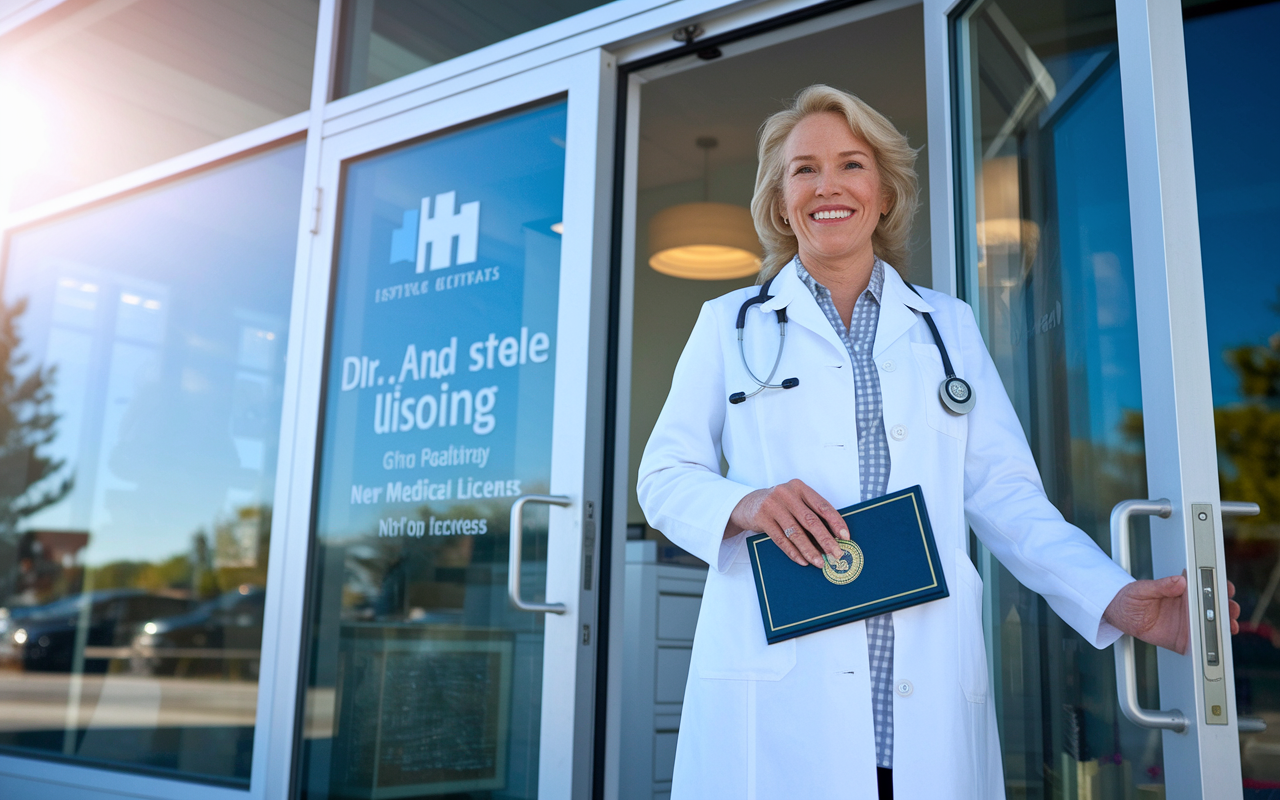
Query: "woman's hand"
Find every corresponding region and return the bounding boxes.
[725,479,849,568]
[1103,574,1240,655]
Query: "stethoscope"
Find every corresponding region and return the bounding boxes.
[728,275,976,415]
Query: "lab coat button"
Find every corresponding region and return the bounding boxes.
[896,679,913,697]
[890,424,907,441]
[882,360,896,372]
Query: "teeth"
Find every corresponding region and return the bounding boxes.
[812,209,852,220]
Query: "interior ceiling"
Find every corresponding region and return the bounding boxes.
[637,4,926,192]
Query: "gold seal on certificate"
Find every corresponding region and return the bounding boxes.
[822,540,864,585]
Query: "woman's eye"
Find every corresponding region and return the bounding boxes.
[795,166,815,174]
[844,161,863,170]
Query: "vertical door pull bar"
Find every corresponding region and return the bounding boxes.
[1110,498,1188,732]
[509,494,572,614]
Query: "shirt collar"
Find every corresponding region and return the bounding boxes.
[793,256,885,304]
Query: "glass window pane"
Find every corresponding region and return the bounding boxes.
[0,0,318,211]
[298,103,566,799]
[334,0,611,98]
[953,1,1161,796]
[1185,1,1280,792]
[0,142,303,784]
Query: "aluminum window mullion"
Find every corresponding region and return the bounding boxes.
[922,0,960,298]
[0,757,255,800]
[1115,1,1241,797]
[599,71,643,800]
[252,0,341,797]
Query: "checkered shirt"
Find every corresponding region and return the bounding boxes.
[795,256,896,769]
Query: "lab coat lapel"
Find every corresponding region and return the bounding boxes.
[758,261,847,360]
[874,263,934,359]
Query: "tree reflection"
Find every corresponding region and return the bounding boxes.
[0,292,275,677]
[0,297,73,607]
[1218,290,1280,735]
[1217,289,1280,527]
[88,505,271,600]
[1211,288,1280,791]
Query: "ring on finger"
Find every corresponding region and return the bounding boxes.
[783,526,798,539]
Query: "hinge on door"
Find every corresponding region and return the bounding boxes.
[310,186,322,235]
[581,516,596,592]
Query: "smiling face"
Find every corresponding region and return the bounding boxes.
[780,112,888,272]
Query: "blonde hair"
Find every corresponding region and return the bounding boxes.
[750,85,920,281]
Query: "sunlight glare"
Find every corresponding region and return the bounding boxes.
[0,80,50,182]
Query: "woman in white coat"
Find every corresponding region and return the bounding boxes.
[636,85,1237,800]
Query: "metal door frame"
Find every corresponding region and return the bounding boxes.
[1116,2,1242,795]
[280,49,619,800]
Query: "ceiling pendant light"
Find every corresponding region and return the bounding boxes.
[648,137,762,280]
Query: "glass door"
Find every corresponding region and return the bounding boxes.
[289,50,616,800]
[948,0,1253,797]
[1184,1,1280,795]
[951,2,1162,796]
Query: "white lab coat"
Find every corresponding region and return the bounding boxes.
[637,261,1134,800]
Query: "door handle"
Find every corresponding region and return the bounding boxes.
[1221,501,1260,518]
[1221,500,1267,733]
[1110,498,1188,732]
[508,494,571,614]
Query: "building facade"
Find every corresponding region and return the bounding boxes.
[0,0,1276,798]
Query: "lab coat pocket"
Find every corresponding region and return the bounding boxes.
[694,557,797,681]
[954,550,989,703]
[911,342,965,440]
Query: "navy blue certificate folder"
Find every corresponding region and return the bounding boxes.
[747,485,948,644]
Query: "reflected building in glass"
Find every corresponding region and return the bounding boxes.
[0,142,303,782]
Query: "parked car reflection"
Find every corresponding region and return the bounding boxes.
[131,585,265,679]
[0,590,195,672]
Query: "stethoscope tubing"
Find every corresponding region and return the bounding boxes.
[736,323,788,399]
[730,273,974,415]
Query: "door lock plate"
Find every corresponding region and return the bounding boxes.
[1192,503,1227,725]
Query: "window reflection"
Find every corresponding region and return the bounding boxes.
[0,0,318,210]
[0,142,302,783]
[334,0,613,97]
[1185,2,1280,792]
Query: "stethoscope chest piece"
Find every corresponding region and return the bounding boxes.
[729,272,977,416]
[940,376,975,415]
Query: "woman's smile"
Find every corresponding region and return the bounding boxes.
[809,205,854,222]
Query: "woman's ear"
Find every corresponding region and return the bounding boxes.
[774,194,791,232]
